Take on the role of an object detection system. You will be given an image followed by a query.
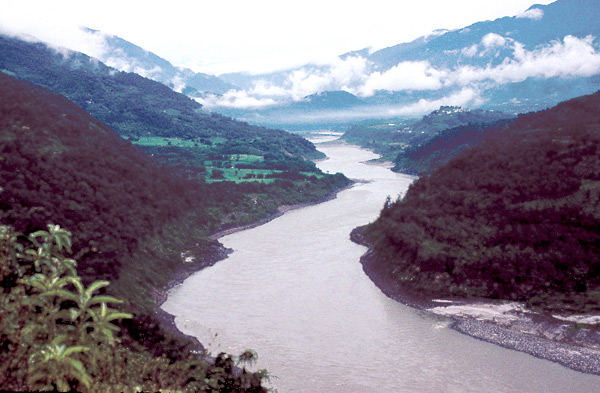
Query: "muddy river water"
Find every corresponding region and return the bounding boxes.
[162,141,600,392]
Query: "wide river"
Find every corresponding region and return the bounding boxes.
[162,140,600,392]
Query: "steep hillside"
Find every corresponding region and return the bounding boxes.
[0,72,216,298]
[0,34,322,164]
[0,69,350,306]
[392,118,514,174]
[354,91,600,312]
[0,73,269,393]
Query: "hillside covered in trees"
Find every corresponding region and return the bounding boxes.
[0,223,268,391]
[341,106,514,173]
[0,71,351,389]
[354,92,600,312]
[0,34,323,179]
[0,71,349,306]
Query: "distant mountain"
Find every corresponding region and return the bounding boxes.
[366,0,600,70]
[83,27,236,94]
[215,0,600,128]
[298,90,366,110]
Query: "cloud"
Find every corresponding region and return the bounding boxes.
[384,87,483,116]
[452,35,600,85]
[203,35,600,110]
[517,8,544,20]
[358,61,446,96]
[195,90,277,109]
[481,33,507,49]
[461,44,479,57]
[0,19,166,80]
[170,75,186,93]
[272,87,483,123]
[0,19,113,62]
[284,56,369,100]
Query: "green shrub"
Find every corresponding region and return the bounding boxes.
[0,223,268,392]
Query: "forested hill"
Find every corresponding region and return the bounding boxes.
[392,118,514,175]
[0,34,321,160]
[341,106,513,166]
[0,72,216,295]
[0,72,270,391]
[354,91,600,312]
[0,69,350,306]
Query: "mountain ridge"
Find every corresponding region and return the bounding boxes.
[211,0,600,128]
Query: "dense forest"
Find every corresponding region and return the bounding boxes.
[393,118,515,175]
[0,72,350,390]
[341,106,514,171]
[355,92,600,312]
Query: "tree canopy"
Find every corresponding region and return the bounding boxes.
[358,92,600,312]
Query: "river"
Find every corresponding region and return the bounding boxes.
[162,141,600,392]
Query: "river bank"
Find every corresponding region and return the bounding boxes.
[350,227,600,376]
[209,182,355,241]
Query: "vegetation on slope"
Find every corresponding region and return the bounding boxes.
[0,72,350,390]
[0,34,324,167]
[0,72,349,306]
[392,118,514,174]
[0,224,268,392]
[356,92,600,312]
[341,106,514,172]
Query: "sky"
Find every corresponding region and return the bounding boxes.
[1,0,555,75]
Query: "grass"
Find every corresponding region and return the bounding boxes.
[131,136,229,148]
[131,136,211,148]
[206,167,280,184]
[228,154,264,163]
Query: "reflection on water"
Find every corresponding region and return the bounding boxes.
[163,142,600,392]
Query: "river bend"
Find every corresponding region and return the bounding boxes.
[162,141,600,392]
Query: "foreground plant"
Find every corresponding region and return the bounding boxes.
[0,223,268,392]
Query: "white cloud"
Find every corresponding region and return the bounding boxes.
[461,44,479,57]
[195,90,277,109]
[452,35,600,85]
[385,87,483,116]
[132,65,163,79]
[250,80,290,97]
[278,87,483,122]
[358,61,446,96]
[170,75,186,93]
[284,56,370,100]
[204,35,600,109]
[517,8,544,20]
[481,33,507,49]
[0,19,112,62]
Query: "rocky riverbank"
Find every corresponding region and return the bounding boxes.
[350,227,600,376]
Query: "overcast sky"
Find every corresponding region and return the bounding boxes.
[1,0,555,75]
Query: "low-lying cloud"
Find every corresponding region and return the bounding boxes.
[202,34,600,110]
[0,23,170,84]
[517,8,544,20]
